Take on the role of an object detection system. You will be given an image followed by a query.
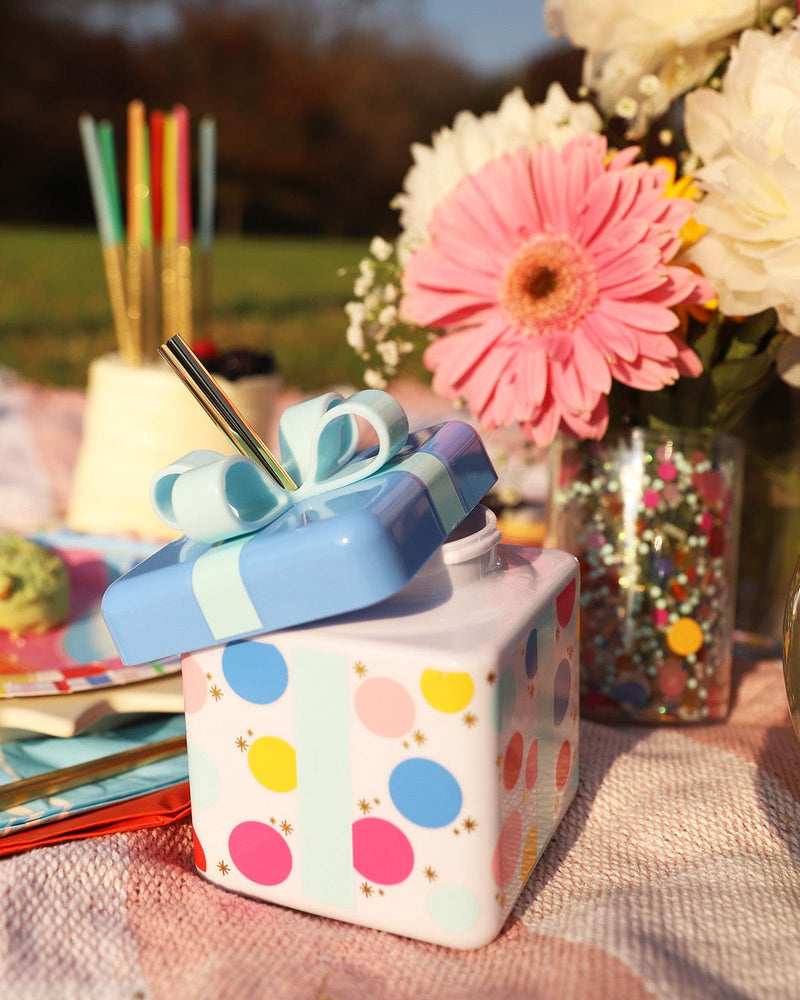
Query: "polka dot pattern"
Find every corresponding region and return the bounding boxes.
[352,817,414,884]
[248,736,297,792]
[355,676,415,737]
[185,561,580,946]
[223,641,289,704]
[389,758,462,828]
[229,821,292,886]
[420,669,474,713]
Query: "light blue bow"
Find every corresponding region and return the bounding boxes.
[151,389,410,544]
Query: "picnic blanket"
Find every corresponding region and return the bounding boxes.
[1,372,799,999]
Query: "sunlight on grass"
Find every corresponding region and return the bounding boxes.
[0,226,380,392]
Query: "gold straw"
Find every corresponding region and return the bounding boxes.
[0,734,187,812]
[102,243,136,364]
[158,334,298,490]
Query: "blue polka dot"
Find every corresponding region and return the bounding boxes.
[222,640,288,704]
[553,658,572,726]
[389,758,462,828]
[524,630,538,679]
[490,666,517,731]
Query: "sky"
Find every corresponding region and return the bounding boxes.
[415,0,561,75]
[69,0,564,77]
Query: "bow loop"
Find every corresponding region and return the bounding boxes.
[150,390,410,544]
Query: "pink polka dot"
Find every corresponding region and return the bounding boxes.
[642,489,660,509]
[229,821,292,885]
[181,654,207,714]
[525,740,538,790]
[354,676,415,737]
[352,817,414,885]
[556,578,576,627]
[503,732,524,791]
[556,741,572,790]
[492,811,522,888]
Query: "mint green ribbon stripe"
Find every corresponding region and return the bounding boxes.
[293,648,355,909]
[391,451,466,534]
[191,537,262,640]
[536,602,556,854]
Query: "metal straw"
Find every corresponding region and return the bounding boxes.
[0,734,187,812]
[158,334,297,490]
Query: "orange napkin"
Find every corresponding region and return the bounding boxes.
[0,781,191,856]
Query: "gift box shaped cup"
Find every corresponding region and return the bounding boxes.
[103,389,580,949]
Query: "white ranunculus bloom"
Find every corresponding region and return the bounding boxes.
[545,0,787,134]
[684,23,800,354]
[393,84,602,261]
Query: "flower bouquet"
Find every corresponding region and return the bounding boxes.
[345,3,800,721]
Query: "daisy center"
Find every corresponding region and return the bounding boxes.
[500,234,598,334]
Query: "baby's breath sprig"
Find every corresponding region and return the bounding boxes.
[341,236,431,389]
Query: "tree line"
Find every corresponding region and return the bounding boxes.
[0,0,580,237]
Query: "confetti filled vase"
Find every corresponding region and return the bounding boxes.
[549,427,743,724]
[782,556,800,742]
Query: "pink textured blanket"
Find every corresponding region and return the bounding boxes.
[1,379,799,998]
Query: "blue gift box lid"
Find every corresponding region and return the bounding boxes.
[102,389,497,664]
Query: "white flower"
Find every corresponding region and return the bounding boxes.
[545,0,786,134]
[369,236,394,261]
[363,368,387,389]
[346,322,366,353]
[393,84,602,261]
[684,24,800,350]
[377,304,398,327]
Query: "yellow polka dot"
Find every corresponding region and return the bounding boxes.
[666,617,704,657]
[521,824,538,883]
[248,736,297,792]
[420,669,474,713]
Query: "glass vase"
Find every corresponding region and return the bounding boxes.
[549,427,743,724]
[782,557,800,742]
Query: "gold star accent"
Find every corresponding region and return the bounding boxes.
[527,681,536,698]
[235,736,249,752]
[217,860,230,875]
[269,817,277,825]
[353,660,367,678]
[210,685,223,701]
[373,797,380,805]
[555,626,561,640]
[360,882,374,898]
[402,740,409,749]
[378,888,385,896]
[423,866,437,882]
[357,798,372,814]
[453,827,461,836]
[205,672,213,680]
[486,671,497,685]
[280,820,293,836]
[463,712,478,727]
[412,729,426,745]
[247,728,254,737]
[495,755,503,767]
[462,817,477,833]
[567,645,574,658]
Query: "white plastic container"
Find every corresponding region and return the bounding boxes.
[179,506,579,948]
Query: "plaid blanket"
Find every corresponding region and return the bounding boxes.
[1,376,799,999]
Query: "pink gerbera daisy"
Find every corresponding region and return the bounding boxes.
[401,134,714,445]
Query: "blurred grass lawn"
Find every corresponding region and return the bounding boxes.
[0,225,392,392]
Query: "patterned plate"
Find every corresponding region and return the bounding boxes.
[0,531,180,697]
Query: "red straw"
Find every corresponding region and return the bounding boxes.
[150,110,164,245]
